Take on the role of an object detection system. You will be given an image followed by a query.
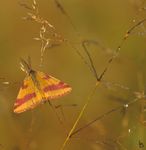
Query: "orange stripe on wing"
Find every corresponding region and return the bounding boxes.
[14,92,36,108]
[43,81,70,92]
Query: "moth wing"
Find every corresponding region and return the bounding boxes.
[14,76,42,113]
[36,71,72,100]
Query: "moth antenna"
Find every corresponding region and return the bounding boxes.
[27,56,32,69]
[20,58,31,74]
[20,62,25,73]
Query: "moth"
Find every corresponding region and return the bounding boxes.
[14,58,72,113]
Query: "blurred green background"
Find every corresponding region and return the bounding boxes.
[0,0,146,149]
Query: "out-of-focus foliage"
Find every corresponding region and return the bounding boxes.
[0,0,146,149]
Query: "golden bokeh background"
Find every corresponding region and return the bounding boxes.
[0,0,146,149]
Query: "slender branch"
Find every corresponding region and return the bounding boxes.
[70,98,139,137]
[82,40,99,81]
[60,18,146,150]
[60,83,99,150]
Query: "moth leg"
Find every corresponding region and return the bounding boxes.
[48,100,63,124]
